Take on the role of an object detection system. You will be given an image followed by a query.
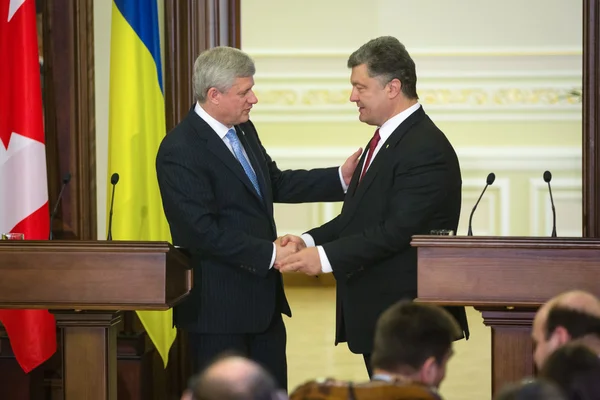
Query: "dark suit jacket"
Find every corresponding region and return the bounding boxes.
[307,106,468,354]
[156,109,344,334]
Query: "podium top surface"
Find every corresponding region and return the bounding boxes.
[411,235,600,249]
[0,240,175,251]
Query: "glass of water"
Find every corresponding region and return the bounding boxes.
[429,230,455,236]
[1,233,25,240]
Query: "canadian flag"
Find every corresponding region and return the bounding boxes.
[0,0,57,372]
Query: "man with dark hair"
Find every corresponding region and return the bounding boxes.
[494,379,565,400]
[531,290,600,369]
[181,355,286,400]
[370,301,461,389]
[276,36,468,374]
[539,342,600,399]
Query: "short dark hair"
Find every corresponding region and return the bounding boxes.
[494,379,565,400]
[347,36,418,99]
[371,301,461,373]
[545,306,600,339]
[539,343,600,399]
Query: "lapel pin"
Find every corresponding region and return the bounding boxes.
[385,144,389,149]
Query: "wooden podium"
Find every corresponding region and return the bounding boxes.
[0,240,191,400]
[411,235,600,396]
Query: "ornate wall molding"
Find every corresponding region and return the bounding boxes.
[245,48,582,122]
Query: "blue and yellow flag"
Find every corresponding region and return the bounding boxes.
[108,0,175,367]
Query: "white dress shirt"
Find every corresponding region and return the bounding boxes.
[194,103,349,270]
[302,103,422,273]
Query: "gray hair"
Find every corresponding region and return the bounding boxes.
[348,36,418,100]
[193,47,256,103]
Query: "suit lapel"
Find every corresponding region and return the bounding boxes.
[189,111,267,208]
[341,107,426,224]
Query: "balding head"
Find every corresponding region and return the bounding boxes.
[184,356,282,400]
[532,290,600,369]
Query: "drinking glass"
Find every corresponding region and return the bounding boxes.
[429,230,455,236]
[1,233,25,240]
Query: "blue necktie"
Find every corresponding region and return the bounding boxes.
[226,128,262,199]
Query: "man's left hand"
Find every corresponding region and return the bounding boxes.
[275,247,322,276]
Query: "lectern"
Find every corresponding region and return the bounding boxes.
[0,241,191,400]
[411,236,600,396]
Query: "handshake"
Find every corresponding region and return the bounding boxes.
[273,235,322,276]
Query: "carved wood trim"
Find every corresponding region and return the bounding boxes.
[583,0,600,237]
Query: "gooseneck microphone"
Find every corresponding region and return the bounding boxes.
[49,172,72,240]
[467,172,495,236]
[107,173,120,241]
[544,170,557,238]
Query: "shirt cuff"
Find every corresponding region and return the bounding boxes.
[317,246,333,273]
[338,166,349,193]
[301,233,316,248]
[269,243,276,269]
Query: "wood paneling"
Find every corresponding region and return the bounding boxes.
[583,0,600,237]
[43,0,96,240]
[163,0,241,131]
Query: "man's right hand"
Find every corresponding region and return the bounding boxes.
[275,241,300,265]
[274,234,306,266]
[277,234,307,249]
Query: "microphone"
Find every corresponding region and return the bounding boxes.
[544,170,557,238]
[107,173,119,240]
[467,172,495,236]
[49,172,72,240]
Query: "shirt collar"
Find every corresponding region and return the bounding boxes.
[377,102,421,143]
[194,102,232,140]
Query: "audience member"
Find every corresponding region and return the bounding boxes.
[531,290,600,368]
[539,342,600,400]
[494,379,565,400]
[369,300,461,389]
[182,354,286,400]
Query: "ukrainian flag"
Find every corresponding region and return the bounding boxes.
[108,0,175,367]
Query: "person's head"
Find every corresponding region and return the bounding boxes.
[494,379,565,400]
[539,342,600,400]
[532,290,600,369]
[193,46,258,127]
[371,300,461,389]
[347,36,418,127]
[182,355,284,400]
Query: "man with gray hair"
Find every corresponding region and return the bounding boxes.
[276,36,468,375]
[156,46,361,390]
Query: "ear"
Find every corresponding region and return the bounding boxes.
[206,87,221,105]
[553,326,572,345]
[419,356,438,386]
[387,78,402,98]
[180,390,193,400]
